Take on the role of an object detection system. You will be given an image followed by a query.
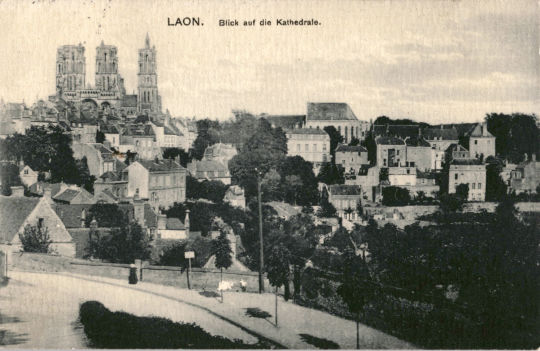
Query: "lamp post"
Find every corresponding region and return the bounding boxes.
[256,168,265,293]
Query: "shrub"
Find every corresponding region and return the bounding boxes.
[79,301,268,349]
[19,224,51,253]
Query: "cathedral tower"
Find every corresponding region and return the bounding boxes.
[95,41,124,96]
[56,44,86,94]
[137,33,161,114]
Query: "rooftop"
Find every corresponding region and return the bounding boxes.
[136,159,185,172]
[286,128,329,136]
[328,184,362,196]
[0,196,41,243]
[307,103,358,121]
[264,114,306,129]
[375,136,405,145]
[422,127,458,141]
[335,144,367,153]
[373,124,420,139]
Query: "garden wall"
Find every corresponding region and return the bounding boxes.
[10,252,266,293]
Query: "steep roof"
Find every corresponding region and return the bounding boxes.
[335,144,367,153]
[328,184,361,196]
[166,217,185,230]
[122,123,155,137]
[373,124,420,139]
[191,160,228,173]
[405,136,431,147]
[468,123,494,138]
[422,127,458,141]
[375,136,405,145]
[265,115,306,129]
[0,196,40,243]
[136,159,185,172]
[307,103,358,121]
[286,128,329,135]
[100,124,120,134]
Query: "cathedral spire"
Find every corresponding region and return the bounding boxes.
[145,33,150,48]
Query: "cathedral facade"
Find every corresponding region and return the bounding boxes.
[54,34,161,117]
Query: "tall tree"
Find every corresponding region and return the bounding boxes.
[192,119,221,160]
[278,156,319,205]
[323,126,344,161]
[265,242,291,326]
[213,228,233,302]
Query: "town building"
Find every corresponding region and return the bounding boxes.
[93,171,128,203]
[376,136,407,167]
[156,211,188,240]
[285,128,330,172]
[118,123,161,160]
[304,103,370,143]
[335,144,369,174]
[187,160,232,184]
[508,153,540,195]
[405,136,434,171]
[72,143,124,177]
[123,159,186,210]
[423,126,459,152]
[203,143,238,164]
[372,124,420,140]
[327,184,362,221]
[0,187,76,260]
[52,186,95,205]
[388,166,417,186]
[467,122,496,159]
[19,164,38,187]
[344,165,380,201]
[449,159,486,201]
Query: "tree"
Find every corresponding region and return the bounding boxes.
[261,168,282,201]
[86,222,151,264]
[317,162,344,185]
[229,119,287,197]
[455,183,469,201]
[85,203,128,228]
[485,113,540,163]
[19,224,52,253]
[381,186,411,206]
[349,137,360,146]
[278,156,319,205]
[317,188,337,218]
[162,147,191,167]
[186,176,228,203]
[337,249,374,349]
[192,119,221,160]
[265,243,291,326]
[76,157,96,193]
[212,228,233,302]
[0,162,22,196]
[323,126,343,161]
[485,157,507,201]
[96,130,105,144]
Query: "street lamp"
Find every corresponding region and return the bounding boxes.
[256,168,265,293]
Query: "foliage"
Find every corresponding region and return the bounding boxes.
[337,249,374,315]
[317,188,337,218]
[85,203,128,228]
[186,175,229,203]
[162,147,191,167]
[361,131,377,165]
[265,242,291,289]
[85,222,151,263]
[1,126,80,184]
[381,186,411,206]
[76,157,96,193]
[374,115,431,129]
[438,193,466,214]
[260,168,282,201]
[317,162,344,185]
[229,119,287,197]
[219,110,260,150]
[485,113,540,163]
[455,183,469,200]
[191,119,221,160]
[95,130,105,144]
[278,156,319,205]
[212,229,233,271]
[299,334,340,349]
[485,157,507,201]
[79,301,266,349]
[158,235,214,268]
[19,224,52,253]
[0,162,22,195]
[348,137,360,146]
[323,126,343,161]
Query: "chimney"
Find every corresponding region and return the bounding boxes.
[10,186,24,197]
[532,153,536,162]
[133,199,145,227]
[157,212,167,230]
[184,209,190,237]
[43,187,54,204]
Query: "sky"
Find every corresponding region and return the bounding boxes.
[0,0,538,123]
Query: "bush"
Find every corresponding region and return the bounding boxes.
[19,224,51,253]
[381,186,411,206]
[79,301,269,349]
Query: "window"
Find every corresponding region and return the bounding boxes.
[24,169,28,175]
[455,174,458,180]
[135,188,139,196]
[474,140,478,145]
[397,150,400,155]
[472,183,476,189]
[313,144,317,152]
[297,144,301,152]
[38,218,44,228]
[478,183,482,189]
[383,159,387,166]
[305,144,309,151]
[323,144,327,151]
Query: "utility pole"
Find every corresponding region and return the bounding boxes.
[257,170,265,293]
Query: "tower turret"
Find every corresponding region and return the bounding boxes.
[137,33,161,114]
[56,44,86,95]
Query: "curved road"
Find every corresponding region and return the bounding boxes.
[0,271,414,349]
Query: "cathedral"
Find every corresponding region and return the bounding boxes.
[53,34,161,118]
